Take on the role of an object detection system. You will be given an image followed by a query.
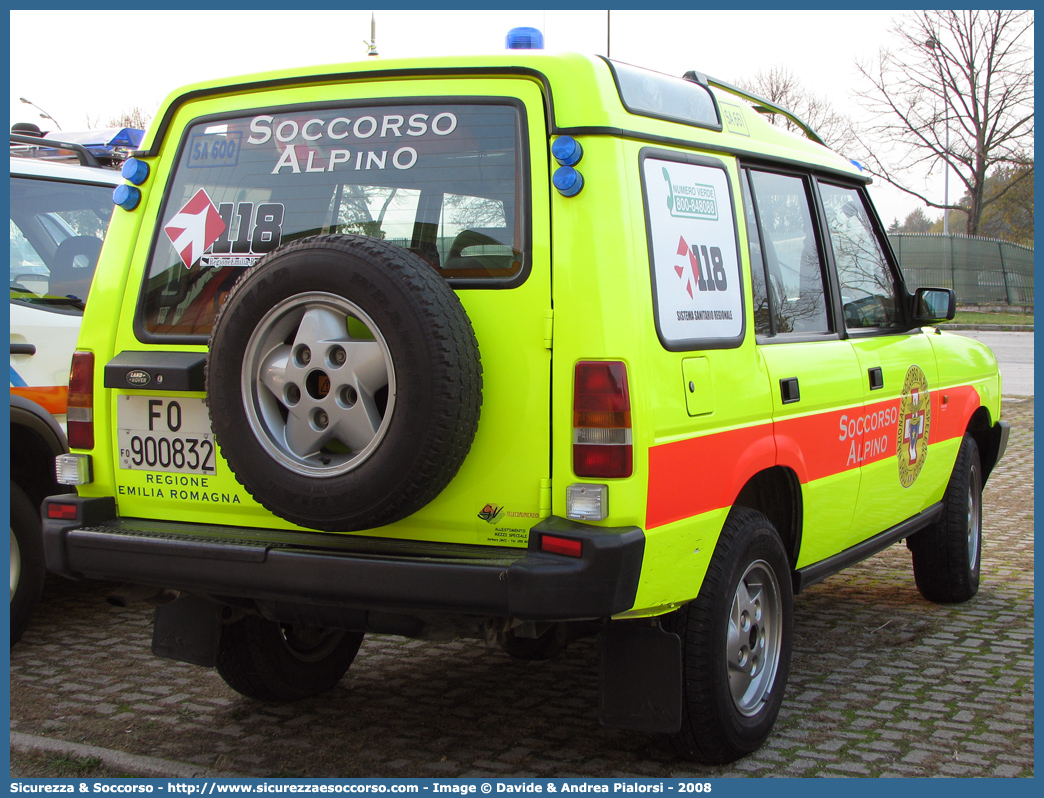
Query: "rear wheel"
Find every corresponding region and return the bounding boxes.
[216,615,364,702]
[664,507,793,764]
[10,481,45,645]
[909,434,982,603]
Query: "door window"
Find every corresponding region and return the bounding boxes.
[819,183,902,330]
[744,169,831,335]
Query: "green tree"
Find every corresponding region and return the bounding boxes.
[930,163,1034,246]
[977,163,1034,246]
[896,207,937,234]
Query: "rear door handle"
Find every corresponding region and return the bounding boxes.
[10,343,36,356]
[780,377,800,404]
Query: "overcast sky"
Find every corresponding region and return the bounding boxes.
[10,8,937,223]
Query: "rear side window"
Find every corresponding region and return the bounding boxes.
[610,61,719,130]
[140,102,527,338]
[640,151,745,351]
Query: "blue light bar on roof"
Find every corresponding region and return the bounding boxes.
[43,128,145,155]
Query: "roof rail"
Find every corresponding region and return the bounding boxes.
[11,133,102,167]
[683,71,826,147]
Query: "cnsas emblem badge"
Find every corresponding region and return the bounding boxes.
[897,365,931,488]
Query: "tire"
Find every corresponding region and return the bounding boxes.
[216,615,364,702]
[908,434,982,603]
[206,234,482,531]
[10,481,46,645]
[664,507,793,764]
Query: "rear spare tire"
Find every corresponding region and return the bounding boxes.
[206,234,481,531]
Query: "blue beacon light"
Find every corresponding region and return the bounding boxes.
[116,157,148,210]
[113,184,141,211]
[551,136,583,166]
[553,166,583,197]
[121,158,149,185]
[506,27,544,50]
[552,136,584,196]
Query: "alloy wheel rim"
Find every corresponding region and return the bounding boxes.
[241,292,396,478]
[727,559,783,716]
[967,465,982,567]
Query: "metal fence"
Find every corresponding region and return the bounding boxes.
[888,233,1034,308]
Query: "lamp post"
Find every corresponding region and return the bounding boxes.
[18,97,61,130]
[924,38,949,235]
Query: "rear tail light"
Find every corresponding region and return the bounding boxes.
[67,351,95,450]
[573,361,632,478]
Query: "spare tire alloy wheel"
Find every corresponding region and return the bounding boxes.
[242,292,396,478]
[207,235,482,532]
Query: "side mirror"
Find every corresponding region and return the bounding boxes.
[912,287,956,323]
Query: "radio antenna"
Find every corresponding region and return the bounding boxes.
[364,13,379,57]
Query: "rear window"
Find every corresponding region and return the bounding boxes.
[140,101,527,338]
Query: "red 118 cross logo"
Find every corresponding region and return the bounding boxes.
[674,235,728,299]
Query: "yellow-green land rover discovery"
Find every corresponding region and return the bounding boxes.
[44,51,1008,764]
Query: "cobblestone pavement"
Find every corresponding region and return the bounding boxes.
[10,400,1034,778]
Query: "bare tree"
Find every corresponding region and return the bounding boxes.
[736,66,856,153]
[85,106,153,130]
[854,10,1034,236]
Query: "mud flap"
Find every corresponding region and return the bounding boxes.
[152,594,221,667]
[597,621,682,733]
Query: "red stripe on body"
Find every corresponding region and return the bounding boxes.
[646,424,774,530]
[645,387,980,530]
[933,385,983,443]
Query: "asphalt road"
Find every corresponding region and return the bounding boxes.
[9,399,1035,778]
[953,330,1034,396]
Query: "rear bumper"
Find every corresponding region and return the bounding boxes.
[42,496,645,622]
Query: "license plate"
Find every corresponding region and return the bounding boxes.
[117,395,217,474]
